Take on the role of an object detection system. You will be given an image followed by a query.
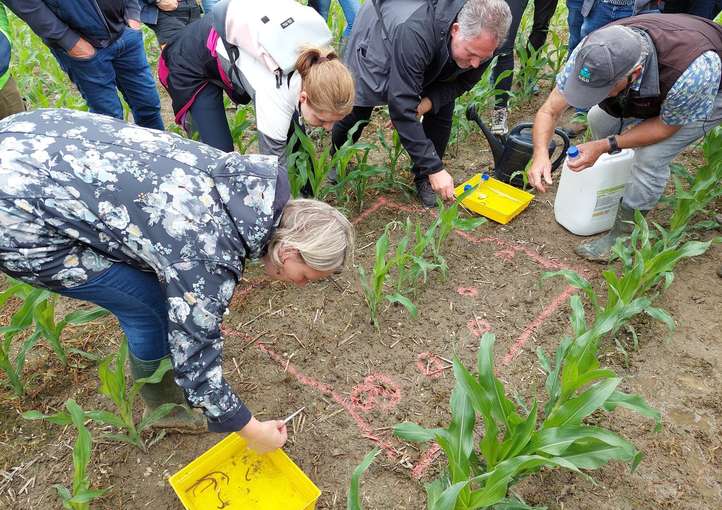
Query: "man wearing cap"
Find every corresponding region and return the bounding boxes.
[529,13,722,263]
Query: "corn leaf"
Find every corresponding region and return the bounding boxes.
[603,391,661,431]
[347,448,380,510]
[544,378,620,428]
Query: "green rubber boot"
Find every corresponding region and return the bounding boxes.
[575,204,645,263]
[129,353,207,434]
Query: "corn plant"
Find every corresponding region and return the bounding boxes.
[357,227,417,329]
[0,280,109,396]
[52,399,109,510]
[395,333,658,509]
[511,43,548,107]
[24,337,178,451]
[450,60,510,151]
[376,128,414,195]
[665,126,722,245]
[334,143,387,212]
[346,448,381,510]
[229,106,258,154]
[543,30,568,80]
[431,200,487,276]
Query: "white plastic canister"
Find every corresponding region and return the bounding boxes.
[554,146,635,236]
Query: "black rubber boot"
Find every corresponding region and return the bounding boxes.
[575,204,646,263]
[129,353,206,434]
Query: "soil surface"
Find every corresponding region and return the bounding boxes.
[1,94,721,510]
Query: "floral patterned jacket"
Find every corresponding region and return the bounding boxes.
[0,109,289,432]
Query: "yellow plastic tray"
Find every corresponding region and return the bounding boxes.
[454,173,534,224]
[169,433,321,510]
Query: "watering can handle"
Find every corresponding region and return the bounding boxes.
[551,128,571,171]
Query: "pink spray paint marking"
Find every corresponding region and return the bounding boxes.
[222,200,590,478]
[350,374,402,412]
[411,444,442,480]
[222,326,400,460]
[467,318,493,338]
[416,352,448,379]
[501,284,578,365]
[494,248,516,261]
[456,286,479,297]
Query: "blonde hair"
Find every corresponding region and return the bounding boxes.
[295,47,355,117]
[268,199,355,272]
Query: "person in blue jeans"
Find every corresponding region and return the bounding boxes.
[3,1,163,130]
[308,0,359,43]
[567,0,585,54]
[0,109,355,448]
[581,1,659,40]
[201,0,221,14]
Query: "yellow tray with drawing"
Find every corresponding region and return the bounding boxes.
[169,433,321,510]
[454,173,534,224]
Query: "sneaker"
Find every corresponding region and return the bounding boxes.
[491,107,509,136]
[415,178,437,208]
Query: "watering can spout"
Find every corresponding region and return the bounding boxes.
[466,104,505,165]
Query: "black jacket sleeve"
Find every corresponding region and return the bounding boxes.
[424,65,487,115]
[386,21,445,176]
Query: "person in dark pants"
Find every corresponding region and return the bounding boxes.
[0,108,355,450]
[140,0,202,47]
[4,0,164,130]
[332,0,512,207]
[528,0,559,51]
[490,0,559,135]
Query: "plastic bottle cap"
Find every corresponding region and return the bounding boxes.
[464,184,472,191]
[567,146,579,159]
[481,173,490,181]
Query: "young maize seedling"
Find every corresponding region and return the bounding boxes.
[358,227,417,329]
[24,337,178,451]
[396,333,658,509]
[229,106,258,154]
[52,399,109,510]
[346,448,381,510]
[0,279,109,395]
[288,125,334,199]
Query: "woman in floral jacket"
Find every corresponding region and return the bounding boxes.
[0,109,354,453]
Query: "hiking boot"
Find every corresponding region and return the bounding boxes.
[491,107,509,136]
[575,204,646,263]
[129,353,207,434]
[415,178,437,208]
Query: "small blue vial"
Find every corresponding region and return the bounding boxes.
[567,146,580,159]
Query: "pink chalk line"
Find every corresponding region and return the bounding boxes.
[416,352,449,379]
[222,326,401,461]
[456,286,479,297]
[411,444,442,479]
[350,374,402,412]
[501,284,578,366]
[467,318,493,338]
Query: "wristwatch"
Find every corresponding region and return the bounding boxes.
[607,135,621,154]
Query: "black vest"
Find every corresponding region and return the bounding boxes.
[598,14,722,120]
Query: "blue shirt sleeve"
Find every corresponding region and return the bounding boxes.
[661,51,721,126]
[556,44,580,93]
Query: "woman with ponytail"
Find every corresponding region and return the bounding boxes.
[159,0,355,180]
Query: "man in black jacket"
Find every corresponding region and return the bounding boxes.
[4,0,163,130]
[331,0,512,207]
